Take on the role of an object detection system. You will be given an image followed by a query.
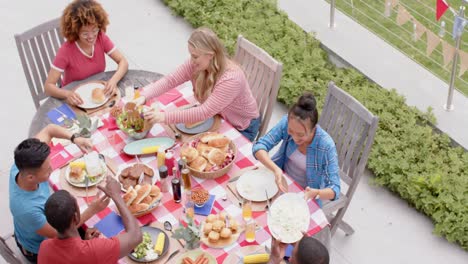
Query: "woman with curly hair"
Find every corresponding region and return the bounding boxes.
[141,27,260,141]
[44,0,128,106]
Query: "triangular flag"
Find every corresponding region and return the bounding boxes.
[458,50,468,77]
[397,6,412,26]
[426,30,441,56]
[391,0,399,8]
[441,41,456,67]
[436,0,449,21]
[414,20,427,41]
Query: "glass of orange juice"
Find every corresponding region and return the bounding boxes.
[185,199,195,219]
[245,220,256,243]
[242,199,252,221]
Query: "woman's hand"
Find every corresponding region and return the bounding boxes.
[88,190,110,214]
[84,228,101,240]
[274,168,288,193]
[143,109,165,126]
[74,137,93,153]
[66,91,84,106]
[104,79,118,97]
[304,186,320,200]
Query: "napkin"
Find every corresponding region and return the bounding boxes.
[153,89,182,106]
[49,143,74,170]
[47,104,76,125]
[95,212,125,238]
[194,194,216,216]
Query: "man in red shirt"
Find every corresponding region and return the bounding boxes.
[37,175,142,263]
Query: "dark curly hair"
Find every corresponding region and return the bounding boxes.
[45,190,79,233]
[61,0,109,42]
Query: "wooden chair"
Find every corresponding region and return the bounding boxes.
[15,18,64,109]
[319,82,379,236]
[233,35,283,141]
[0,233,26,264]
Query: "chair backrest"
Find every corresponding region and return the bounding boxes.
[319,82,379,198]
[14,18,64,109]
[233,35,283,140]
[0,234,23,264]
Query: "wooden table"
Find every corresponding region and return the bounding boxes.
[28,69,163,137]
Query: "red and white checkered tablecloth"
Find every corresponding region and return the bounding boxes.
[48,85,329,263]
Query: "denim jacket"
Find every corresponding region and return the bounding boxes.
[252,115,341,204]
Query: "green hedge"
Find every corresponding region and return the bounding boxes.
[161,0,468,249]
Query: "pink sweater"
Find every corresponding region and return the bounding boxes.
[141,60,259,130]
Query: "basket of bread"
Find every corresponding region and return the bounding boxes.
[200,212,241,248]
[116,102,151,139]
[123,183,163,217]
[181,132,236,179]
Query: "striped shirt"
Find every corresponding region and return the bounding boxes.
[252,115,341,205]
[141,60,259,130]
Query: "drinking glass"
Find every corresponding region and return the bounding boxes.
[245,219,256,243]
[242,200,252,221]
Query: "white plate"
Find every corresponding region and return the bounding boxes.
[116,163,158,192]
[267,193,310,243]
[74,82,109,109]
[65,158,107,188]
[236,167,278,202]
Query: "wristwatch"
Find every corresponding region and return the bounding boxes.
[70,133,80,143]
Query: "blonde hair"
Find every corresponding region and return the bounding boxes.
[188,27,228,102]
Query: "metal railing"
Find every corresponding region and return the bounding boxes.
[327,0,468,108]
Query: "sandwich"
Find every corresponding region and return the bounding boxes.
[123,186,137,206]
[91,88,106,104]
[83,152,104,177]
[129,203,149,214]
[69,166,85,183]
[133,184,152,204]
[200,133,225,143]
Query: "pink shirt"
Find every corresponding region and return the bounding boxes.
[142,60,259,130]
[38,237,120,264]
[52,32,116,86]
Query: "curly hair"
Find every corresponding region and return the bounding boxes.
[60,0,109,42]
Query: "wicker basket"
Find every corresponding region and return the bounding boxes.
[183,132,237,179]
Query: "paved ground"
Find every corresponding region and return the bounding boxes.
[0,0,467,263]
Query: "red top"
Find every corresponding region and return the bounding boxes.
[38,237,120,264]
[52,31,115,86]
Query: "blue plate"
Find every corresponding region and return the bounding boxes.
[175,117,214,134]
[123,137,175,155]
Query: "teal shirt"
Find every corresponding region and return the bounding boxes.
[9,164,50,253]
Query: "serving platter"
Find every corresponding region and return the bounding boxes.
[74,81,109,109]
[236,167,278,202]
[123,137,175,155]
[175,249,216,264]
[267,193,310,243]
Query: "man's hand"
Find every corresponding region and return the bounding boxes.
[66,91,84,106]
[84,228,101,240]
[269,236,287,264]
[304,186,320,200]
[97,175,122,200]
[274,168,288,193]
[88,190,110,214]
[74,137,93,153]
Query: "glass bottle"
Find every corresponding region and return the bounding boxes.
[171,167,181,203]
[159,165,168,193]
[180,158,192,191]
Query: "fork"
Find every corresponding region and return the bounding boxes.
[135,155,145,184]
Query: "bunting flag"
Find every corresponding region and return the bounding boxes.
[458,50,468,77]
[441,41,456,67]
[397,6,412,26]
[391,0,399,8]
[413,20,427,41]
[426,30,441,56]
[436,0,449,21]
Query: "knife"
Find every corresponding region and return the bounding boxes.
[265,189,271,212]
[226,184,243,207]
[228,166,259,182]
[228,175,241,183]
[163,249,180,264]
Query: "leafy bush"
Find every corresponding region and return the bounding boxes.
[162,0,468,249]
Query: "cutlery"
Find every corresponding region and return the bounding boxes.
[228,175,241,183]
[226,185,243,207]
[84,175,90,204]
[163,249,180,264]
[135,155,145,184]
[228,166,258,182]
[163,221,184,247]
[107,100,116,108]
[168,124,182,139]
[265,189,271,211]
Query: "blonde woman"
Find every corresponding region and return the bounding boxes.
[142,27,260,141]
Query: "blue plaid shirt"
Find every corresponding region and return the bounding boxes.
[252,115,341,204]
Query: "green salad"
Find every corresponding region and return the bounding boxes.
[132,232,153,259]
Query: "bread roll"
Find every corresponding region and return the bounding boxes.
[181,147,199,163]
[141,195,152,204]
[212,220,225,232]
[203,222,213,235]
[229,219,239,232]
[196,143,213,158]
[133,184,152,204]
[123,186,137,205]
[220,227,232,239]
[206,214,217,223]
[207,148,225,166]
[208,231,219,243]
[129,203,149,214]
[150,185,160,197]
[69,166,84,183]
[185,120,204,129]
[91,88,106,104]
[207,137,230,148]
[190,156,208,172]
[200,133,224,143]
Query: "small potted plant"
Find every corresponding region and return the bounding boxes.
[172,216,201,250]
